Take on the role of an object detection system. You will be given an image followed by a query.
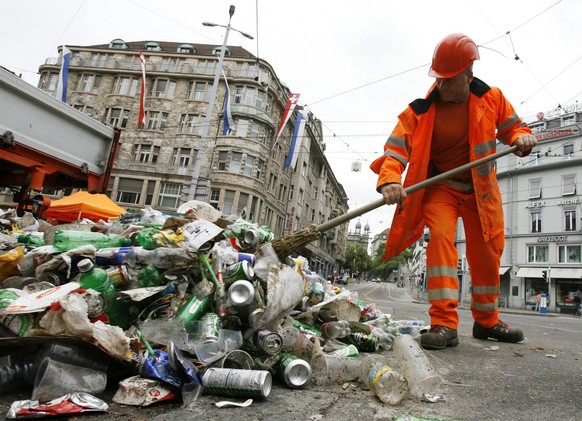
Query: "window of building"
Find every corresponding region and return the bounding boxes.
[146,111,168,131]
[278,184,286,202]
[109,39,128,49]
[188,81,208,101]
[527,245,548,263]
[90,53,108,67]
[528,179,542,199]
[157,182,181,208]
[160,58,186,72]
[565,209,577,231]
[558,244,582,263]
[223,190,235,214]
[256,159,265,180]
[135,144,159,163]
[116,178,142,204]
[72,104,93,116]
[144,41,162,52]
[561,115,576,127]
[149,79,176,98]
[288,185,294,202]
[531,151,541,166]
[233,86,266,109]
[531,211,542,233]
[113,76,139,96]
[230,152,242,173]
[237,193,249,217]
[212,46,231,56]
[40,73,58,91]
[106,108,130,128]
[78,74,101,93]
[210,188,220,209]
[244,155,256,176]
[529,122,546,133]
[562,175,576,196]
[217,152,228,170]
[564,144,574,159]
[195,60,215,75]
[145,181,155,206]
[172,148,193,167]
[179,113,204,135]
[177,44,195,54]
[301,162,307,177]
[250,197,259,221]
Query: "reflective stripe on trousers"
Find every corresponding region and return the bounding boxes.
[422,182,504,329]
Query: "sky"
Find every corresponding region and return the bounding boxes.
[2,0,582,238]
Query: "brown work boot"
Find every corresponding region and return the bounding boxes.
[420,325,459,350]
[472,320,524,343]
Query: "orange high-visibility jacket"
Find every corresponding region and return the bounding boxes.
[370,78,532,261]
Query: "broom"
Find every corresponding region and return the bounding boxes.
[270,144,520,260]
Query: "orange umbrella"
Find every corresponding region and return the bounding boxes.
[42,191,126,223]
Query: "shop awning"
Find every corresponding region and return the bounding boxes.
[550,268,582,279]
[516,267,543,278]
[516,267,582,279]
[499,266,511,275]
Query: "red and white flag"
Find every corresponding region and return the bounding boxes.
[272,93,300,150]
[137,52,146,129]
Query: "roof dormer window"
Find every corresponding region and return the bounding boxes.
[178,44,195,54]
[109,38,128,49]
[144,42,162,52]
[212,46,231,56]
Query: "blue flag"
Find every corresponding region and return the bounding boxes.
[55,46,71,102]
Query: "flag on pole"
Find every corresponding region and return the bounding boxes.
[137,52,147,129]
[284,110,307,169]
[55,46,71,102]
[273,93,300,150]
[221,68,235,135]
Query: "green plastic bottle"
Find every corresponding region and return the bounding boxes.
[54,230,132,251]
[78,258,132,329]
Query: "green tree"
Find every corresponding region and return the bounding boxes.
[370,242,413,280]
[344,244,371,279]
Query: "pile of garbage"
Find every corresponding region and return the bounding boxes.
[0,202,441,418]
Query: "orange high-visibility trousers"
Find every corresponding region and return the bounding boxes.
[422,182,504,329]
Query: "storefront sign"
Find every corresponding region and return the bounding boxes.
[525,201,545,208]
[534,128,574,141]
[537,235,568,243]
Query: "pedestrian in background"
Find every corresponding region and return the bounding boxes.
[371,33,537,350]
[573,292,581,317]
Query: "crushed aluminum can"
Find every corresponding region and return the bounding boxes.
[140,349,184,389]
[112,375,179,407]
[7,392,108,419]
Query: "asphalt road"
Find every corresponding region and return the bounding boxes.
[2,281,581,421]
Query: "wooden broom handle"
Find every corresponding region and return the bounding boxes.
[316,145,519,233]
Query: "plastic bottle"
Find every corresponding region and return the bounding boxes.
[360,355,408,405]
[53,230,132,251]
[78,258,132,329]
[371,327,395,350]
[16,234,45,248]
[320,320,351,339]
[137,265,161,287]
[392,334,442,399]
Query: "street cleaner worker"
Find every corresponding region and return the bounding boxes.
[371,33,537,350]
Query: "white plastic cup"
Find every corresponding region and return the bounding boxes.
[392,334,442,399]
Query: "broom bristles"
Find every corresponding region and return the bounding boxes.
[271,224,320,261]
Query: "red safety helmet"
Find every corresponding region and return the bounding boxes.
[428,33,480,78]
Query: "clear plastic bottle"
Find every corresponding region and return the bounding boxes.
[360,355,408,405]
[320,320,351,339]
[53,230,132,251]
[392,334,442,399]
[371,327,395,350]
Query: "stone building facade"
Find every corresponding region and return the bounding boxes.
[28,39,349,277]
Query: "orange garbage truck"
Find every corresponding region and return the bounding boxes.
[0,67,121,217]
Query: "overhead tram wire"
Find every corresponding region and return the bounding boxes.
[48,0,87,57]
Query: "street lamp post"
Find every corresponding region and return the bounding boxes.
[187,5,253,201]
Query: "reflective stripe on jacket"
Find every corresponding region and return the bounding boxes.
[370,77,532,261]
